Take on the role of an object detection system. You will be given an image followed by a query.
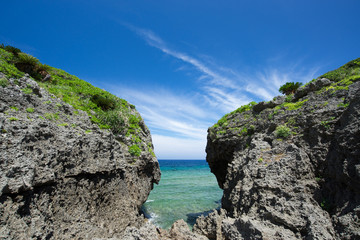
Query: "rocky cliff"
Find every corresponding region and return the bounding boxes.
[194,59,360,239]
[0,47,161,239]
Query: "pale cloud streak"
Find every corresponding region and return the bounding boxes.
[115,24,319,159]
[128,25,238,89]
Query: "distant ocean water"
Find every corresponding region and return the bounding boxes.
[142,160,223,229]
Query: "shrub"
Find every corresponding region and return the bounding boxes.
[279,82,303,95]
[37,63,51,72]
[129,145,141,156]
[0,78,9,87]
[285,94,294,102]
[91,94,116,111]
[0,44,22,56]
[97,110,124,134]
[26,108,35,113]
[44,112,59,121]
[21,88,33,94]
[0,49,24,78]
[15,53,40,75]
[275,125,291,138]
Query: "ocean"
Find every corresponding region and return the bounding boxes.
[141,160,223,229]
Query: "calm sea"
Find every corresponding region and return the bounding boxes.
[141,160,223,229]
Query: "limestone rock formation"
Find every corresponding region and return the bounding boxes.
[121,219,208,240]
[0,73,160,239]
[195,59,360,239]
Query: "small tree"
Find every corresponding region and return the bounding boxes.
[279,82,303,95]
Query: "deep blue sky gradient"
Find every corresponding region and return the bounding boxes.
[1,0,359,158]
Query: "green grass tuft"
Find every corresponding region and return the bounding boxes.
[21,88,33,94]
[0,78,9,87]
[275,125,291,139]
[129,144,141,156]
[9,117,18,121]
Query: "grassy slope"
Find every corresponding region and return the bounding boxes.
[211,57,360,130]
[0,47,154,157]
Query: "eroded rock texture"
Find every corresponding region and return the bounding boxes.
[195,74,360,239]
[0,73,160,239]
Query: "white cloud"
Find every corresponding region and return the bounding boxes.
[128,25,239,90]
[152,134,206,159]
[111,87,214,141]
[113,24,320,159]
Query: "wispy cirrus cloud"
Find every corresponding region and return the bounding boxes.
[111,24,319,159]
[126,24,239,89]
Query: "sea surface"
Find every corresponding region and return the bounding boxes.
[142,160,223,229]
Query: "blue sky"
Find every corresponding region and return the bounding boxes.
[1,0,359,159]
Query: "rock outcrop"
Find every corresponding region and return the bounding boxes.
[0,73,160,239]
[195,59,360,239]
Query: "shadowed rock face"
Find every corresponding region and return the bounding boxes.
[194,74,360,239]
[0,73,160,239]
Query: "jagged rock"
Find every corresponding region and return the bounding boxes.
[120,219,208,240]
[253,101,277,113]
[295,78,332,99]
[196,63,360,239]
[193,209,227,240]
[0,74,160,239]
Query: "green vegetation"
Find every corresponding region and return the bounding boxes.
[0,78,9,87]
[0,44,145,139]
[240,127,248,135]
[321,120,331,129]
[9,117,18,121]
[129,144,141,157]
[44,112,59,121]
[85,129,92,134]
[21,88,33,94]
[0,49,24,78]
[321,58,360,82]
[148,147,156,157]
[213,101,256,128]
[337,102,349,108]
[57,123,69,127]
[275,125,292,139]
[232,101,257,114]
[320,199,332,212]
[285,93,294,102]
[258,157,263,163]
[26,108,35,113]
[283,99,308,111]
[10,106,19,111]
[279,82,303,95]
[0,44,21,56]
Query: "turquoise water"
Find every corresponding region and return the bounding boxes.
[142,160,223,229]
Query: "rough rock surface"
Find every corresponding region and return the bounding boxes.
[194,62,360,239]
[0,73,160,239]
[120,219,208,240]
